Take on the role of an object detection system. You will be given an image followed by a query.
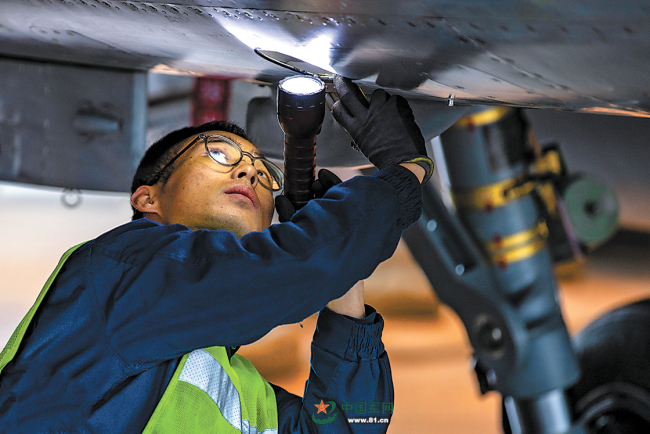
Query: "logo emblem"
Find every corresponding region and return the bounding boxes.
[311,399,339,425]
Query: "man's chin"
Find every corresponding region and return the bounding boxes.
[206,216,261,238]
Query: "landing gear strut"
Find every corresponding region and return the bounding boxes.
[404,107,587,433]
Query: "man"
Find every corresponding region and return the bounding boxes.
[0,76,431,433]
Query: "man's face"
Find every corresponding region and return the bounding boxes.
[150,130,275,237]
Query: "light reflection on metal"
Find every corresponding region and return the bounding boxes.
[150,64,201,76]
[254,49,334,82]
[579,106,650,118]
[214,12,336,74]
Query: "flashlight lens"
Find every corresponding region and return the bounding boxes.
[279,76,324,96]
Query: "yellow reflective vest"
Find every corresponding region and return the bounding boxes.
[0,243,279,434]
[143,346,278,434]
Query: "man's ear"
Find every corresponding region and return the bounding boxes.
[131,185,162,220]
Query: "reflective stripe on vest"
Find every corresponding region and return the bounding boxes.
[143,346,278,434]
[178,349,278,434]
[178,349,243,431]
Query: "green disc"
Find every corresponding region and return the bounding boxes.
[563,176,619,248]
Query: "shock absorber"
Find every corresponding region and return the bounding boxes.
[439,107,583,433]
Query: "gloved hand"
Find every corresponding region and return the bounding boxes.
[275,169,342,222]
[331,75,433,183]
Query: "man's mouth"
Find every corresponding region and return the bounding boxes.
[224,184,259,208]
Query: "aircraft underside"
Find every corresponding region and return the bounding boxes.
[1,0,650,115]
[2,2,650,433]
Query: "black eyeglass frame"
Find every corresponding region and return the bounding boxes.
[149,134,285,191]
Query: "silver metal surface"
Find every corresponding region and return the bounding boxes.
[1,1,650,115]
[505,389,575,434]
[0,57,147,191]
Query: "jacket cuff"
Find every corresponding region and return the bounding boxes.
[372,165,423,230]
[313,306,385,362]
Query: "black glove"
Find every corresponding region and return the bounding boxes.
[275,169,343,222]
[331,75,433,183]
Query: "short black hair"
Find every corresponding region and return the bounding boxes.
[131,120,250,220]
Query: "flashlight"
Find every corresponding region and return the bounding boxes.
[277,75,326,209]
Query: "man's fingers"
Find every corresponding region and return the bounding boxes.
[334,75,369,116]
[312,169,342,198]
[331,100,358,138]
[395,94,415,120]
[318,169,342,188]
[274,195,296,223]
[368,89,390,113]
[331,100,353,124]
[312,180,327,198]
[395,95,426,151]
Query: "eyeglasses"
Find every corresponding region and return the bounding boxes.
[150,134,285,191]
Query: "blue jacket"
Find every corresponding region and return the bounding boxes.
[0,165,422,433]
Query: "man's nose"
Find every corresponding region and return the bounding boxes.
[232,158,259,187]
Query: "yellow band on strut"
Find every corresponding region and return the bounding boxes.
[452,176,536,211]
[485,220,549,266]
